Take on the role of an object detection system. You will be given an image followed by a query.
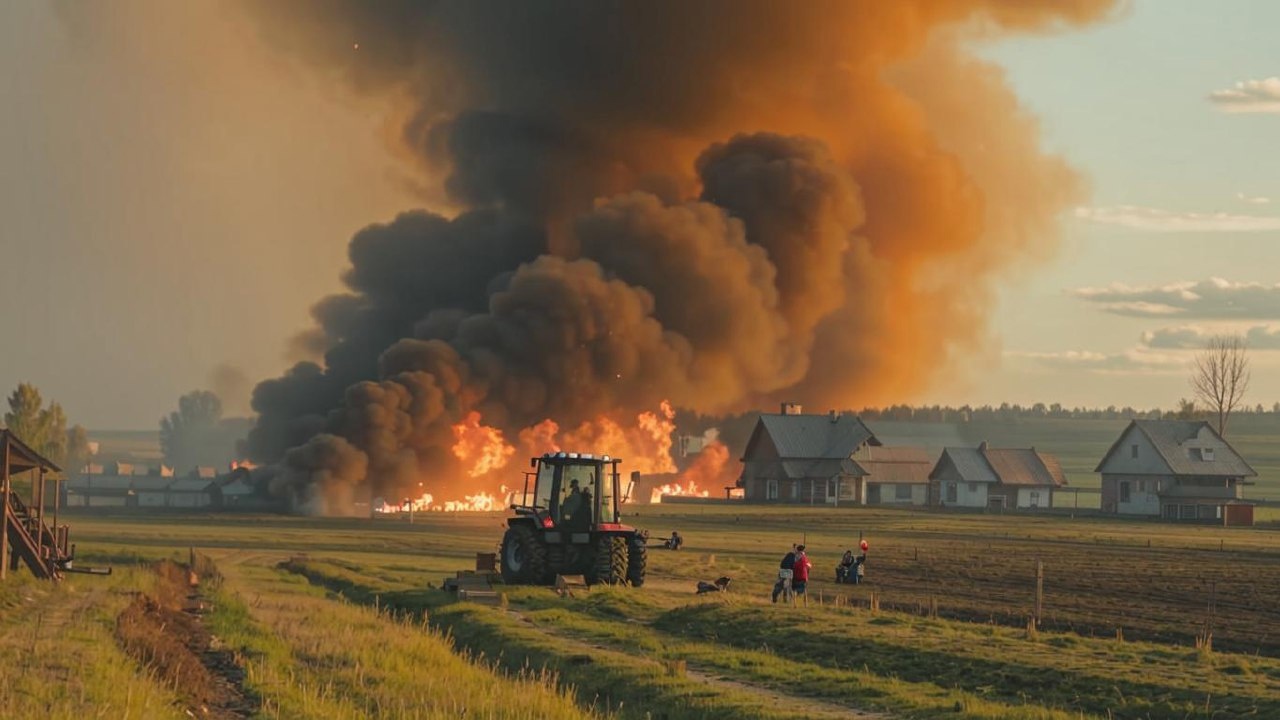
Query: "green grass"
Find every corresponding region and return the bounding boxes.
[15,505,1280,719]
[0,568,186,719]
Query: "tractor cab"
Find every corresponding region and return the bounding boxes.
[501,452,646,587]
[514,452,624,531]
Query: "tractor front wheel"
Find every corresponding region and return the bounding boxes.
[500,524,548,585]
[626,535,647,587]
[588,535,628,586]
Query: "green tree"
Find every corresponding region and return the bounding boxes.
[160,391,224,471]
[4,383,70,464]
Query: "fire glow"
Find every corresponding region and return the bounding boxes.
[374,488,506,514]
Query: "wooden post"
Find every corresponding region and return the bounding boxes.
[1034,559,1044,628]
[35,466,44,561]
[1,437,9,580]
[51,474,59,555]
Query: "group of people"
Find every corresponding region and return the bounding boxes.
[771,542,869,602]
[835,548,867,584]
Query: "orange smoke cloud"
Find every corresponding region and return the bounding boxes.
[245,1,1119,514]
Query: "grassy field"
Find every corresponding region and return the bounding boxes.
[1,505,1276,718]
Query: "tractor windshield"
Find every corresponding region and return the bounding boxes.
[558,462,597,529]
[533,461,556,510]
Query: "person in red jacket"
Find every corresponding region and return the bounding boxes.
[792,544,812,597]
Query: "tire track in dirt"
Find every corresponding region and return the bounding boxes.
[504,607,888,719]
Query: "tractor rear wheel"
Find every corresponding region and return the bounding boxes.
[588,535,628,585]
[626,535,647,587]
[500,524,548,585]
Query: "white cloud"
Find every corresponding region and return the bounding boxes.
[1073,278,1280,319]
[1209,77,1280,113]
[1005,348,1185,375]
[1074,205,1280,232]
[1142,323,1280,350]
[1237,192,1271,205]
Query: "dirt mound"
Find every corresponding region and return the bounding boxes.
[115,558,255,719]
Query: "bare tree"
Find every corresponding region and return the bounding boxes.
[1191,335,1250,436]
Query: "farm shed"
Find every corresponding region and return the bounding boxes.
[168,475,217,508]
[929,443,1066,510]
[1095,420,1255,525]
[64,465,131,507]
[738,404,881,505]
[859,446,933,505]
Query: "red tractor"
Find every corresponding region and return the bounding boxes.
[500,452,646,587]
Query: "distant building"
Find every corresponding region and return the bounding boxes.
[1095,420,1255,524]
[738,405,881,504]
[929,442,1066,510]
[64,463,224,509]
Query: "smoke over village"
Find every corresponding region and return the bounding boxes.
[227,1,1119,514]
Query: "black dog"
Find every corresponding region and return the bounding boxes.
[696,576,732,594]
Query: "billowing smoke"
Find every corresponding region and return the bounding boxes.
[244,0,1115,513]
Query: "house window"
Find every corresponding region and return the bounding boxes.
[791,482,800,500]
[946,483,957,503]
[1120,481,1131,503]
[827,478,838,499]
[1029,491,1041,507]
[1203,448,1215,461]
[895,484,912,500]
[766,479,778,500]
[1131,444,1138,459]
[1136,480,1144,493]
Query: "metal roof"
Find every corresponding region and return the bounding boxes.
[933,446,1065,487]
[755,412,878,460]
[168,477,216,492]
[984,448,1066,487]
[1135,420,1254,477]
[861,446,933,485]
[934,447,999,483]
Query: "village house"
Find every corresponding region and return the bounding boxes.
[1095,419,1255,525]
[929,442,1066,510]
[737,404,933,505]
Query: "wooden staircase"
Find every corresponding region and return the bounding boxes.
[4,491,66,579]
[0,429,70,581]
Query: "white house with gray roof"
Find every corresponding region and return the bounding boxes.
[929,442,1066,510]
[1096,420,1255,524]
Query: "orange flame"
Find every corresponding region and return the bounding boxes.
[451,411,515,478]
[230,459,258,471]
[518,401,677,475]
[650,439,730,503]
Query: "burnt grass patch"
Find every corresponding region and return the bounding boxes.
[114,558,257,719]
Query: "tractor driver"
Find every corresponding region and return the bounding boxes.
[560,478,584,525]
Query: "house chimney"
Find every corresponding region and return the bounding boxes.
[781,402,803,415]
[829,410,839,423]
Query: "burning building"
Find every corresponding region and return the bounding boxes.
[236,1,1117,514]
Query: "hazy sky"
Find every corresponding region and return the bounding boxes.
[3,1,1278,428]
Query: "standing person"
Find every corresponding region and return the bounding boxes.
[771,544,798,603]
[792,544,812,600]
